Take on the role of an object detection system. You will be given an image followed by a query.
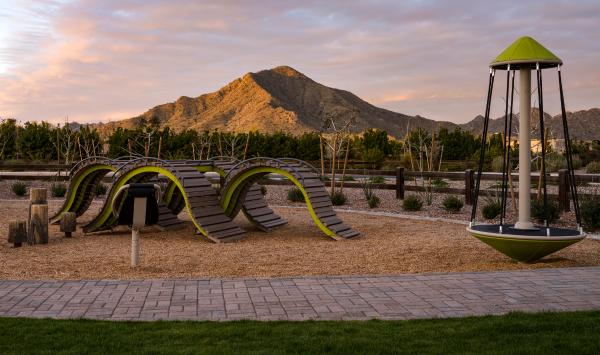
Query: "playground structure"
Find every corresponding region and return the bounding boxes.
[50,156,360,243]
[467,36,585,262]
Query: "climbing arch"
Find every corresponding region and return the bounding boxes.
[221,158,359,240]
[50,157,118,224]
[161,159,288,232]
[82,160,245,242]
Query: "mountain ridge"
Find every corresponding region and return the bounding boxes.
[97,65,599,140]
[97,66,458,137]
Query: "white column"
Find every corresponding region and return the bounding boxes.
[514,69,535,230]
[131,197,147,267]
[131,228,140,267]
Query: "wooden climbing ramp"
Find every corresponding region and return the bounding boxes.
[56,156,360,242]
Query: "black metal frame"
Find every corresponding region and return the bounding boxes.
[470,69,495,223]
[558,66,581,227]
[470,64,582,232]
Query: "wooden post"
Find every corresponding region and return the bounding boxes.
[60,212,77,238]
[465,169,474,205]
[395,167,404,199]
[558,169,570,211]
[8,220,27,247]
[157,136,162,159]
[28,188,48,245]
[30,188,47,204]
[30,204,49,244]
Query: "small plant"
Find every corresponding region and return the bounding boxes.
[287,187,305,202]
[442,195,464,213]
[11,182,27,196]
[369,176,386,184]
[360,176,379,208]
[531,198,560,224]
[341,175,355,181]
[402,195,423,211]
[586,161,600,174]
[431,177,449,188]
[330,191,347,206]
[482,201,502,220]
[481,186,503,220]
[368,195,380,208]
[260,185,267,195]
[95,183,107,196]
[580,197,600,231]
[51,182,67,197]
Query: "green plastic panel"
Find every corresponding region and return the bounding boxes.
[491,36,562,69]
[51,164,115,223]
[470,232,583,262]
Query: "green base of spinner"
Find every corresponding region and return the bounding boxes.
[467,224,585,263]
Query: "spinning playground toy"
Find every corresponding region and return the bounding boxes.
[467,36,585,262]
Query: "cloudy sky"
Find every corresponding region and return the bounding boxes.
[0,0,599,125]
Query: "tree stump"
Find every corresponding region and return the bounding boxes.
[30,204,49,244]
[8,220,27,247]
[27,188,48,245]
[60,212,77,238]
[30,188,48,204]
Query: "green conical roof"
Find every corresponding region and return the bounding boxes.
[490,36,562,70]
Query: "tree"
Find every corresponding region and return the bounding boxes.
[0,118,17,159]
[320,109,358,194]
[17,122,55,160]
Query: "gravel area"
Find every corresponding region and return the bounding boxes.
[1,196,599,280]
[263,184,586,227]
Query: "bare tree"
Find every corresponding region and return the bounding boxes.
[319,109,358,195]
[53,118,77,164]
[222,133,243,159]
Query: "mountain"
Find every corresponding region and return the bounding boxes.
[462,108,600,141]
[97,65,599,140]
[98,66,457,137]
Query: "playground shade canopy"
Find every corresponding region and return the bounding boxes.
[490,36,562,69]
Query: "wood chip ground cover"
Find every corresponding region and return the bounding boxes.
[1,199,599,280]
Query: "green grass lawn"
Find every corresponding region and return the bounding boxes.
[1,311,599,354]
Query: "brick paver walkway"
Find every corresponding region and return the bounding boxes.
[1,267,599,321]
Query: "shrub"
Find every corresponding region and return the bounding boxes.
[51,182,67,197]
[402,195,423,211]
[442,195,464,213]
[482,201,502,220]
[360,148,385,168]
[491,155,505,172]
[341,175,355,181]
[260,185,267,195]
[482,186,503,220]
[330,191,346,206]
[431,177,449,188]
[531,198,560,224]
[544,152,567,173]
[11,182,27,196]
[368,195,380,208]
[580,198,600,231]
[369,176,386,184]
[360,176,379,208]
[586,161,600,174]
[95,183,107,196]
[287,187,305,202]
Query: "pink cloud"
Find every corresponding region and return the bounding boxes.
[0,0,599,125]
